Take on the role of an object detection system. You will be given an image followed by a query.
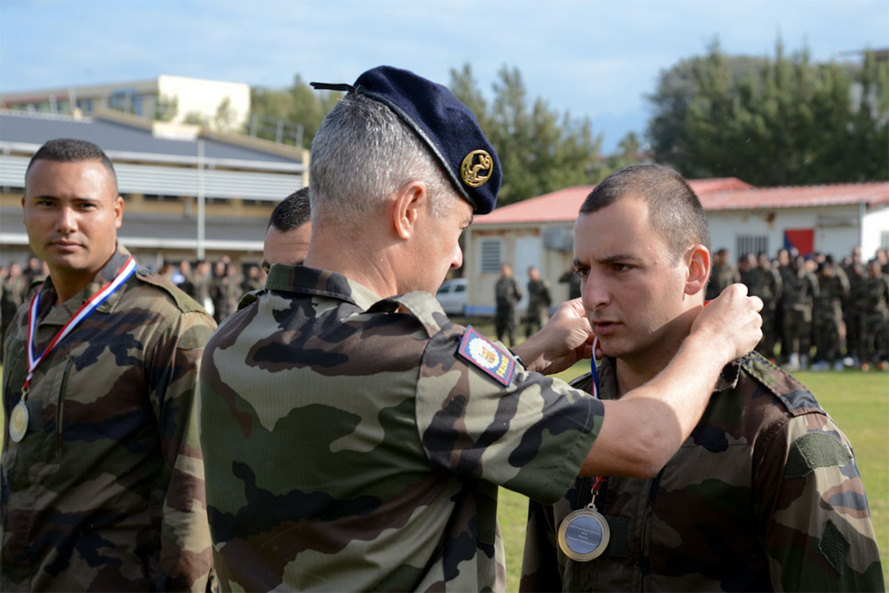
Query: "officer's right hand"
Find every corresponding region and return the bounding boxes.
[690,283,763,363]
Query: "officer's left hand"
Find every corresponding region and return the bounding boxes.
[512,298,594,375]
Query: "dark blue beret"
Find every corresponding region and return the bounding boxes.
[311,66,501,214]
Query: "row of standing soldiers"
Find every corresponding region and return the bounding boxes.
[707,247,889,371]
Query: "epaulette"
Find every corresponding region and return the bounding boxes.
[237,289,264,311]
[367,291,448,338]
[133,268,208,314]
[741,351,824,416]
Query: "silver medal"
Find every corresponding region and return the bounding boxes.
[9,399,29,443]
[558,506,610,561]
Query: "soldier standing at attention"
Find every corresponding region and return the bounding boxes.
[704,247,740,301]
[747,251,783,361]
[520,165,883,592]
[1,138,216,591]
[495,261,522,346]
[198,66,763,592]
[524,265,552,338]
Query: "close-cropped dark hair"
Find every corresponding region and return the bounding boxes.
[268,187,311,232]
[26,138,118,190]
[579,164,711,261]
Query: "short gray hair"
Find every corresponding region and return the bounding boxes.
[310,93,454,228]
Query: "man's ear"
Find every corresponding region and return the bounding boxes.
[391,180,427,240]
[684,244,711,296]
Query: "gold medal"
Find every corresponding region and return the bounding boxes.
[9,399,29,443]
[557,507,610,561]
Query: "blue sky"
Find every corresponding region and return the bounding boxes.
[1,0,886,152]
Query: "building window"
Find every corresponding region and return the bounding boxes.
[881,231,889,249]
[480,238,502,273]
[242,199,269,207]
[736,235,768,257]
[207,198,231,205]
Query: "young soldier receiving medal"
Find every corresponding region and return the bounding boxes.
[1,139,216,591]
[520,165,883,592]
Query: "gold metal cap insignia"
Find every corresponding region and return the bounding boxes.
[461,150,494,188]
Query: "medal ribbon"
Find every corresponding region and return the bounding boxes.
[590,336,599,399]
[23,256,137,393]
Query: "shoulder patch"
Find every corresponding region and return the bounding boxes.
[458,325,516,386]
[785,432,852,479]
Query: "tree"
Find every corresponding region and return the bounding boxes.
[248,75,342,147]
[646,40,888,184]
[450,64,604,205]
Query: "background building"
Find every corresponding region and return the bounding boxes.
[1,75,251,133]
[463,179,889,315]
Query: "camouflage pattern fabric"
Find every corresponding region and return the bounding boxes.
[1,248,217,592]
[199,264,603,592]
[520,354,884,592]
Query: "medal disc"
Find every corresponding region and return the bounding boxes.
[557,508,610,561]
[9,400,29,443]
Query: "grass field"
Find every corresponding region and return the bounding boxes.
[1,329,887,590]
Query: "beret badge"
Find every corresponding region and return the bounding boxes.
[461,150,494,188]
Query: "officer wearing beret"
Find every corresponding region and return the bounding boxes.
[2,138,216,591]
[198,66,763,592]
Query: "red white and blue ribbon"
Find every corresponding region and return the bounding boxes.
[24,256,137,393]
[591,336,599,399]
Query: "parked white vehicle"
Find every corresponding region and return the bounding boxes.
[435,278,468,316]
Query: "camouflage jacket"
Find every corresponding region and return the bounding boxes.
[520,354,883,592]
[199,264,603,592]
[1,248,217,592]
[495,276,522,311]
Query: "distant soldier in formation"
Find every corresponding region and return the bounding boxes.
[1,262,28,363]
[209,260,237,324]
[859,258,889,371]
[781,253,818,370]
[524,266,552,338]
[746,251,782,360]
[705,247,740,301]
[495,262,522,346]
[811,256,850,371]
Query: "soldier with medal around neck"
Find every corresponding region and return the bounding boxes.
[1,138,217,592]
[198,65,764,593]
[520,164,884,592]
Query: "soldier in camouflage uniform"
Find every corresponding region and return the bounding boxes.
[811,257,850,370]
[704,247,740,301]
[520,164,883,592]
[1,139,216,591]
[198,66,764,593]
[495,262,522,346]
[781,254,819,370]
[859,259,889,370]
[524,266,552,338]
[746,251,783,360]
[1,262,28,362]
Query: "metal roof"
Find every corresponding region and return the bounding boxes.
[0,111,298,165]
[476,179,889,225]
